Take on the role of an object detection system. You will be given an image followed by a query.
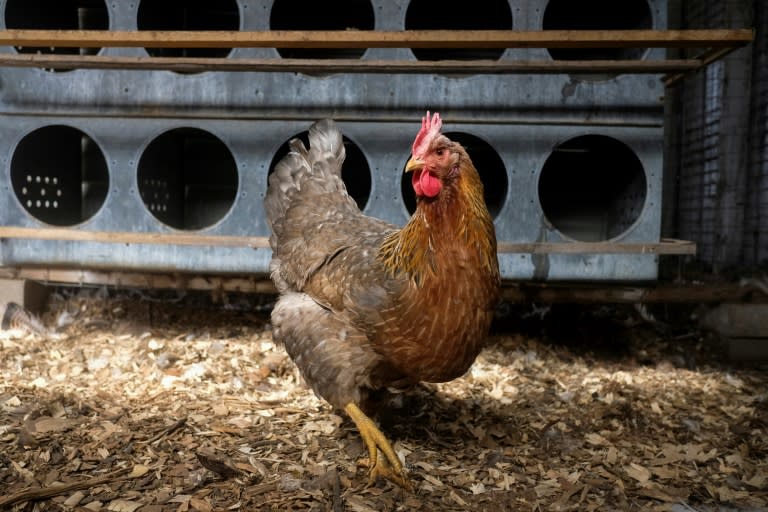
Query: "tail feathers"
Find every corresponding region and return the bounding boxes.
[307,118,345,175]
[1,302,51,339]
[264,119,349,239]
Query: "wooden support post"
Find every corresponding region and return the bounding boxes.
[0,278,50,313]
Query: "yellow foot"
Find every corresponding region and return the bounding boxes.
[344,402,412,491]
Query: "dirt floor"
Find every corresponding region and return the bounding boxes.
[0,288,766,511]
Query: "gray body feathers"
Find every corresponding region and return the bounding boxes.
[264,120,406,411]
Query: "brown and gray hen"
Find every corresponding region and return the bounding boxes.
[264,113,500,488]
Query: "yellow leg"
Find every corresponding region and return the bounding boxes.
[344,402,412,490]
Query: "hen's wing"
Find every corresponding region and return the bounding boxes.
[264,120,408,410]
[264,119,394,299]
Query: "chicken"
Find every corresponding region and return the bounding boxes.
[264,113,500,488]
[0,302,51,339]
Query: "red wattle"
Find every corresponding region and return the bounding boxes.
[412,169,441,198]
[412,170,423,196]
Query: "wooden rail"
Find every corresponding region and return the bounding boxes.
[0,29,752,76]
[0,227,270,249]
[0,29,753,49]
[1,267,764,303]
[501,281,768,303]
[0,227,695,255]
[0,53,704,74]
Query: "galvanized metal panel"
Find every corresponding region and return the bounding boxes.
[0,116,662,280]
[0,0,668,281]
[0,0,667,120]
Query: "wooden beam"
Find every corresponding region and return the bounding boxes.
[0,53,703,74]
[0,267,278,294]
[497,238,696,255]
[0,226,271,248]
[501,282,768,303]
[0,29,753,50]
[0,227,695,255]
[0,266,764,304]
[663,45,747,86]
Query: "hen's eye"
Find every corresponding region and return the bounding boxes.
[435,149,444,156]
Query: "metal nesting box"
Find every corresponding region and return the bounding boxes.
[0,0,672,282]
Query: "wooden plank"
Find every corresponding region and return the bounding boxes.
[0,227,695,254]
[0,226,271,248]
[496,238,696,255]
[1,266,765,304]
[501,282,768,303]
[0,29,753,50]
[663,46,746,85]
[0,53,703,74]
[0,267,278,294]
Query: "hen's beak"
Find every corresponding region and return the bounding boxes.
[405,156,425,173]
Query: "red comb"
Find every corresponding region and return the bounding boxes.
[412,111,442,158]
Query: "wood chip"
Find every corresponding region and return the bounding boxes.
[0,291,765,510]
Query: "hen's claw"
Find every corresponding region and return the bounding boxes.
[344,402,412,491]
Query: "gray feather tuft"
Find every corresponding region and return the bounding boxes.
[0,302,51,339]
[263,119,350,248]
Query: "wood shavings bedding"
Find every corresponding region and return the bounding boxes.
[0,289,765,511]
